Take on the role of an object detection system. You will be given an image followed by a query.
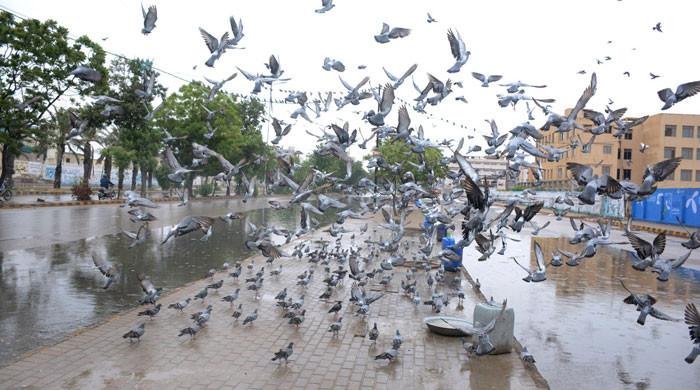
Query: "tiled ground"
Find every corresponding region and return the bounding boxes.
[0,216,546,390]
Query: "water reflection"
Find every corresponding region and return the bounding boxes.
[465,236,700,390]
[0,203,344,365]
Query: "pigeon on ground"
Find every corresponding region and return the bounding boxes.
[168,298,191,312]
[123,322,145,342]
[328,317,343,337]
[368,323,379,344]
[137,304,161,319]
[521,347,536,364]
[178,324,201,339]
[242,309,258,325]
[272,342,295,364]
[231,304,243,320]
[375,348,399,363]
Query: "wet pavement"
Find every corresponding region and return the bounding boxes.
[0,197,319,364]
[464,212,700,390]
[0,215,543,389]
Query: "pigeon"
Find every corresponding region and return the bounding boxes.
[328,301,343,315]
[178,324,201,339]
[322,57,345,72]
[529,220,550,236]
[455,299,507,356]
[684,303,700,363]
[141,4,157,34]
[368,323,379,344]
[550,253,562,267]
[374,23,411,44]
[620,280,679,325]
[427,12,437,23]
[383,64,418,89]
[650,72,661,79]
[199,27,230,68]
[328,317,343,336]
[168,298,191,312]
[272,342,294,365]
[392,330,403,349]
[194,287,208,301]
[315,0,335,13]
[91,253,117,289]
[447,29,469,73]
[222,289,240,305]
[271,117,292,145]
[639,143,649,153]
[511,242,546,282]
[162,216,214,244]
[242,309,258,325]
[657,81,700,110]
[374,348,399,363]
[137,304,161,319]
[122,322,145,342]
[204,72,237,101]
[231,304,243,320]
[69,66,102,83]
[472,72,502,87]
[288,310,306,327]
[652,22,662,32]
[521,347,536,364]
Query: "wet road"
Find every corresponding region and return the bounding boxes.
[0,197,283,252]
[465,214,700,390]
[0,197,346,365]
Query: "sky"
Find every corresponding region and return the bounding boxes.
[2,0,700,161]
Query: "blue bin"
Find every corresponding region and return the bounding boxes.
[436,224,448,242]
[423,216,433,231]
[441,236,463,272]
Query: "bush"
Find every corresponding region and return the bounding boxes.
[196,182,214,197]
[71,180,93,201]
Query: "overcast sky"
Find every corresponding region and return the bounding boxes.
[3,0,699,160]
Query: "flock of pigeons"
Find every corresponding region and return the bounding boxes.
[72,0,700,370]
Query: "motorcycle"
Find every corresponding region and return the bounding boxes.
[0,183,12,202]
[97,187,116,200]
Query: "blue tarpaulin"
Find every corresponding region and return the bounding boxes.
[631,188,700,227]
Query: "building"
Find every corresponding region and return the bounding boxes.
[450,156,510,190]
[527,112,700,189]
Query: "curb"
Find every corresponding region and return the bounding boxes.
[0,195,244,210]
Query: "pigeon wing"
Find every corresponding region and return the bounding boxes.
[569,72,597,120]
[627,231,653,259]
[676,81,700,100]
[534,241,546,271]
[199,28,219,53]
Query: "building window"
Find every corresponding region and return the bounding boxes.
[682,147,693,159]
[696,148,700,160]
[603,144,612,154]
[558,132,564,141]
[696,170,700,181]
[623,149,632,160]
[557,167,563,178]
[66,158,70,163]
[683,126,694,138]
[681,169,692,181]
[664,147,676,159]
[617,148,621,159]
[602,165,611,176]
[668,171,675,181]
[616,169,621,180]
[665,125,677,137]
[624,132,633,140]
[623,169,631,180]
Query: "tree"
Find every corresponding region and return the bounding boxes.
[109,57,166,196]
[0,11,106,188]
[294,145,367,186]
[154,81,270,196]
[371,140,446,183]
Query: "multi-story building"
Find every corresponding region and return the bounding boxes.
[525,111,700,189]
[450,156,510,190]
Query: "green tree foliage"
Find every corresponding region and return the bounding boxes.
[371,140,446,183]
[154,81,270,190]
[0,11,106,186]
[294,145,367,186]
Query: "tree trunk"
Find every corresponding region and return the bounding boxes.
[117,166,125,197]
[104,155,112,179]
[226,179,231,197]
[139,162,147,197]
[186,175,194,198]
[130,162,138,190]
[53,143,64,188]
[147,169,153,189]
[82,142,93,184]
[0,144,15,190]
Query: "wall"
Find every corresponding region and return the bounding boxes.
[632,188,700,227]
[13,160,140,186]
[493,190,625,219]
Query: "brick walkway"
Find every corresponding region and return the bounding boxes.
[0,217,546,390]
